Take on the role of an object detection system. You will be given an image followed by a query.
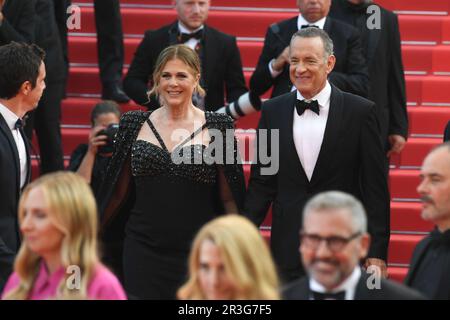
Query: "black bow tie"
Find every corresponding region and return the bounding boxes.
[311,290,346,300]
[301,24,319,29]
[296,99,320,116]
[14,119,23,130]
[178,29,204,43]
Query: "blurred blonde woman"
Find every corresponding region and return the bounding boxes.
[178,215,280,300]
[2,172,126,300]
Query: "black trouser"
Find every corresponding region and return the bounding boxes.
[25,82,65,174]
[94,0,124,85]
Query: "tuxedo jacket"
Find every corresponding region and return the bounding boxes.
[244,86,390,281]
[283,272,425,300]
[249,16,369,99]
[0,114,31,291]
[0,0,35,45]
[123,22,247,111]
[329,0,408,141]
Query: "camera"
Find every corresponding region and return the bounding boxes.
[216,91,261,120]
[96,123,119,154]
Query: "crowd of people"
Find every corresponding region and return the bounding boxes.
[0,0,449,300]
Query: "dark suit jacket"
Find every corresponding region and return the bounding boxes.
[0,0,35,45]
[123,21,247,111]
[329,0,408,142]
[0,113,32,291]
[283,272,425,300]
[244,86,390,281]
[35,0,66,84]
[249,16,369,98]
[444,121,450,142]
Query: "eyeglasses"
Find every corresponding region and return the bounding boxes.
[300,232,362,252]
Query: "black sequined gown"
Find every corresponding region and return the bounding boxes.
[124,114,218,299]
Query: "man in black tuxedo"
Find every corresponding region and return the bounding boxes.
[24,0,65,174]
[0,0,35,45]
[283,191,425,300]
[404,143,450,299]
[245,28,389,282]
[0,42,46,291]
[329,0,408,168]
[123,0,247,111]
[250,0,368,99]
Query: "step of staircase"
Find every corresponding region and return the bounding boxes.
[71,7,450,43]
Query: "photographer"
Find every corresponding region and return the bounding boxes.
[68,100,121,195]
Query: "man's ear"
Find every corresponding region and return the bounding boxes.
[359,233,371,260]
[20,81,32,96]
[326,54,336,75]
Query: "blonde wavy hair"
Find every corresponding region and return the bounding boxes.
[147,44,205,100]
[4,172,99,300]
[177,215,280,300]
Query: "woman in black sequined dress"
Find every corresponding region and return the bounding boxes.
[97,45,246,299]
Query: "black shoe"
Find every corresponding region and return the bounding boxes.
[102,83,130,103]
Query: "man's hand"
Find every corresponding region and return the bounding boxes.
[0,0,4,23]
[87,126,108,155]
[364,258,388,278]
[271,46,290,72]
[387,134,406,158]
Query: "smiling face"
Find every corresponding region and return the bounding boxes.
[300,209,369,290]
[198,239,238,300]
[176,0,210,31]
[20,187,64,259]
[417,147,450,230]
[289,36,335,99]
[158,58,199,108]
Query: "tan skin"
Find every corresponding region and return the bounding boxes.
[137,58,238,213]
[0,0,4,23]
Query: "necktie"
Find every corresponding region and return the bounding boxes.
[14,118,23,130]
[178,29,204,43]
[296,99,320,116]
[311,290,346,300]
[301,24,319,29]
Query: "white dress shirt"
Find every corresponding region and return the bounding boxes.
[178,22,204,51]
[0,103,28,188]
[309,267,362,300]
[268,15,327,78]
[293,81,331,181]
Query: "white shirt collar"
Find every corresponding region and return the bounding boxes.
[0,102,20,131]
[310,267,362,300]
[296,81,331,109]
[297,15,327,30]
[178,21,204,34]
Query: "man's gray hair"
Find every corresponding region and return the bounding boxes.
[290,27,334,60]
[303,191,367,233]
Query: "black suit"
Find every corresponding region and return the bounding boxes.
[444,121,450,142]
[329,0,408,148]
[123,22,247,111]
[283,271,425,300]
[0,0,35,45]
[93,0,125,85]
[250,16,369,98]
[24,0,65,174]
[0,114,31,292]
[245,86,390,282]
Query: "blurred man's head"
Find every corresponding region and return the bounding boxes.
[289,28,335,99]
[300,191,370,291]
[417,143,450,232]
[176,0,210,32]
[90,100,121,128]
[297,0,331,23]
[0,42,46,115]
